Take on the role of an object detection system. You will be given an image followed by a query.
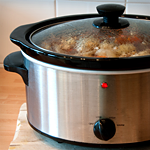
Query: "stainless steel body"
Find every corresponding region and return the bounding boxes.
[23,50,150,144]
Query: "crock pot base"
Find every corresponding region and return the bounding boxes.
[9,103,150,150]
[28,119,150,149]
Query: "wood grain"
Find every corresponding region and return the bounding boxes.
[0,68,26,150]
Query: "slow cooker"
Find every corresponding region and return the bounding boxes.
[3,4,150,146]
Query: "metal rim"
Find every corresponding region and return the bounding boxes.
[22,50,150,75]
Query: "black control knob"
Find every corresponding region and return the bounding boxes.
[93,118,116,141]
[93,4,129,29]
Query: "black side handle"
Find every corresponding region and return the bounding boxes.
[93,4,129,29]
[3,51,28,86]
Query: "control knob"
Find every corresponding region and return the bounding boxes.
[93,118,116,141]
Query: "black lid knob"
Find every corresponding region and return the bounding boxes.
[93,4,129,29]
[97,4,125,17]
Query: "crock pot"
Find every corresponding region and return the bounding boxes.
[3,4,150,146]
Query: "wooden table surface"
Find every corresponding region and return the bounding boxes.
[0,68,26,150]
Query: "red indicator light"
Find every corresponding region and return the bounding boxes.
[101,82,108,89]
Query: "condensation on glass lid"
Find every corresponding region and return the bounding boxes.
[31,17,150,58]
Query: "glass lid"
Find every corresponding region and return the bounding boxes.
[31,4,150,58]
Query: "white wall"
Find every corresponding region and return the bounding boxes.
[1,0,150,67]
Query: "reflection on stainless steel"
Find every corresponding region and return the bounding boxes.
[24,51,150,144]
[47,69,58,136]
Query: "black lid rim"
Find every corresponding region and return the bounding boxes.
[10,13,150,71]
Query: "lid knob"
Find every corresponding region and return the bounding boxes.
[93,4,129,29]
